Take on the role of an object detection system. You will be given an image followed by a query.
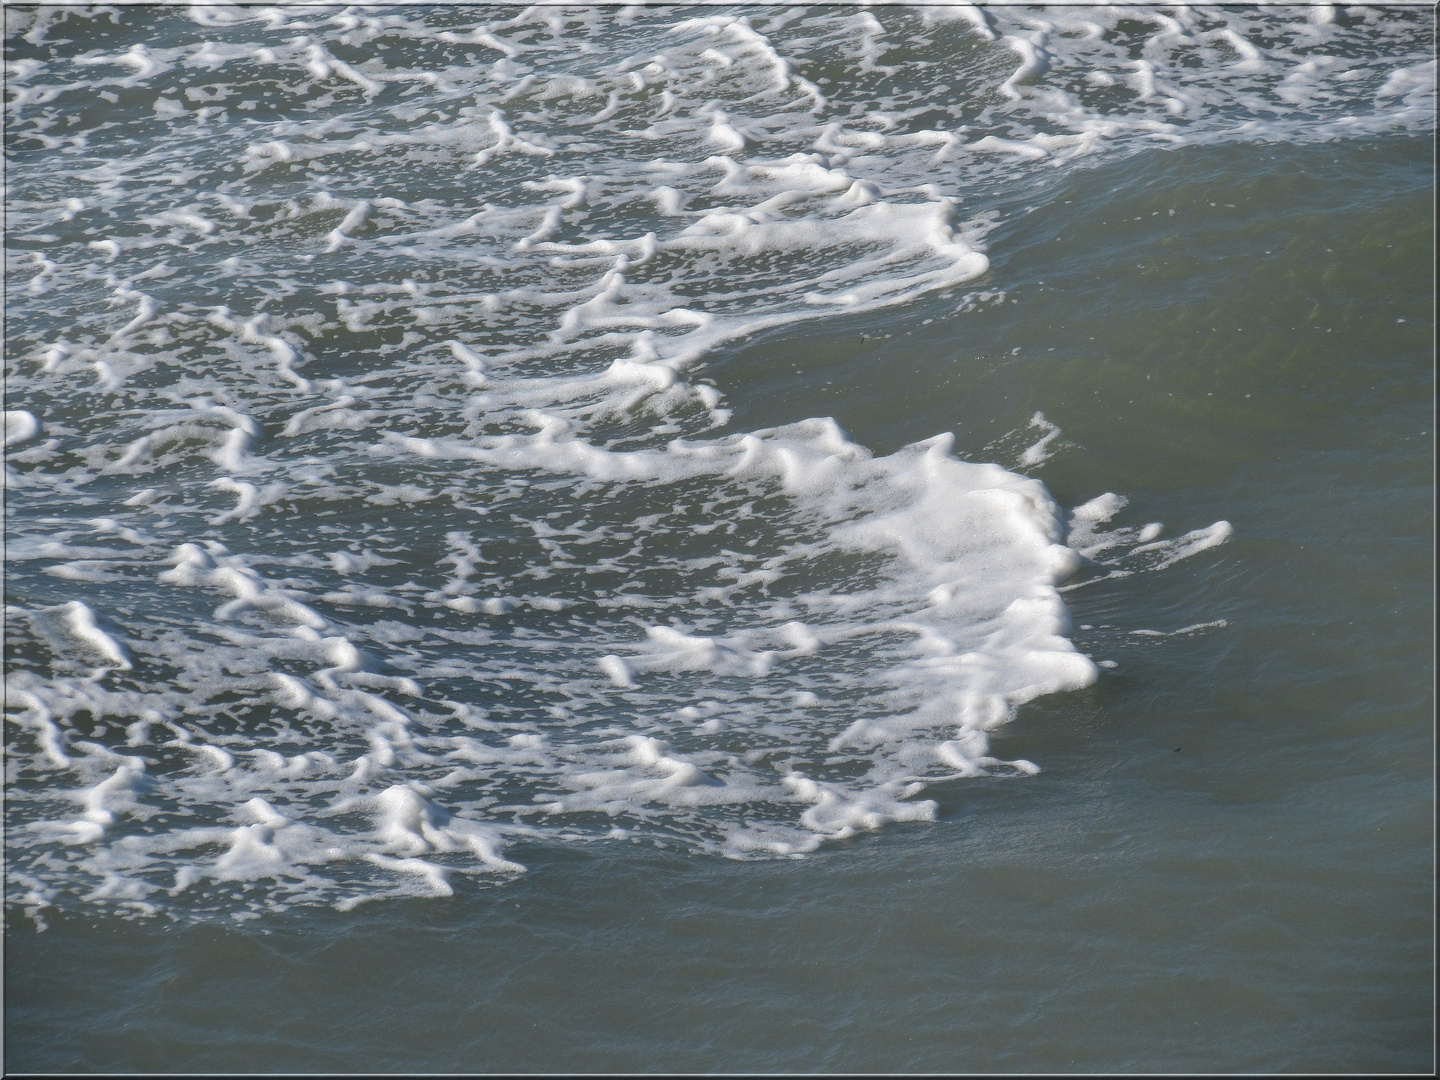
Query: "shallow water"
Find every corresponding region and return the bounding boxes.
[4,4,1434,1072]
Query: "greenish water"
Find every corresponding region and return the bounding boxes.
[8,135,1432,1073]
[4,5,1434,1073]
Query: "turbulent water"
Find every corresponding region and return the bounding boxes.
[2,2,1432,930]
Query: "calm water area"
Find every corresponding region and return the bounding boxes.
[3,5,1434,1073]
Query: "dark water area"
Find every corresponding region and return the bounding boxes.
[8,130,1432,1073]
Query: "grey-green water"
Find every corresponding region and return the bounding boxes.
[4,5,1434,1073]
[8,133,1432,1074]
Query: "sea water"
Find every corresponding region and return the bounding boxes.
[3,3,1433,1072]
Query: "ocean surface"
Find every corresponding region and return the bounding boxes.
[3,3,1433,1072]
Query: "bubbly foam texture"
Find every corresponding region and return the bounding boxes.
[5,4,1425,919]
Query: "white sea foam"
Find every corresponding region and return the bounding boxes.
[6,3,1426,919]
[4,410,42,448]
